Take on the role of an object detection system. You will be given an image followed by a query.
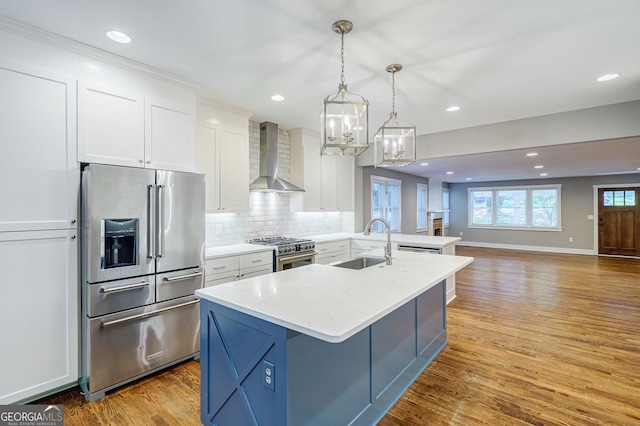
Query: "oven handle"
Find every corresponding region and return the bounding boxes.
[99,281,149,294]
[163,272,203,282]
[278,252,317,263]
[100,299,199,327]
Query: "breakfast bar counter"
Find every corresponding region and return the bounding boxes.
[196,250,473,425]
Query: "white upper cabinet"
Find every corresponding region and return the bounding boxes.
[290,128,355,212]
[78,81,196,172]
[77,81,144,168]
[145,98,195,171]
[195,100,251,213]
[0,61,78,232]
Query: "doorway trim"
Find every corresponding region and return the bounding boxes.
[592,182,640,255]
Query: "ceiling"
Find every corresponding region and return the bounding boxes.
[1,0,639,182]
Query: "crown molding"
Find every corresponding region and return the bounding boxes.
[0,16,198,89]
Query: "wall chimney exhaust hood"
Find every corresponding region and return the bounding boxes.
[250,122,305,192]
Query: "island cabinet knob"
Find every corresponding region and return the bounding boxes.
[139,159,144,164]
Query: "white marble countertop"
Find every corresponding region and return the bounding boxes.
[205,244,274,259]
[196,250,473,343]
[306,232,460,247]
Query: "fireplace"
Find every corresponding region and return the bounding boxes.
[433,218,443,236]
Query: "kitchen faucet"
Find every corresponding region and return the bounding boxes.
[363,218,392,265]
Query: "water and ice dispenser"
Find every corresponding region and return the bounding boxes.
[102,219,138,269]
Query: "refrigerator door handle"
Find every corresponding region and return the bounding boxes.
[147,184,156,259]
[157,184,165,258]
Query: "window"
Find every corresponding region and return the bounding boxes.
[442,187,450,227]
[468,184,561,230]
[603,190,636,206]
[371,175,401,232]
[417,183,428,231]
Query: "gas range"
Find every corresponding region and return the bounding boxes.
[247,236,315,257]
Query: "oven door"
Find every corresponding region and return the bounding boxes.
[277,252,316,271]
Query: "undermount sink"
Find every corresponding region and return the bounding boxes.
[330,256,387,270]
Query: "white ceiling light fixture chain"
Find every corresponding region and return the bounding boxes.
[320,20,369,156]
[373,64,417,167]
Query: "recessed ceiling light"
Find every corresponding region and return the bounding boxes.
[534,165,544,169]
[270,94,285,101]
[465,177,472,181]
[446,106,460,112]
[540,173,548,177]
[446,171,454,175]
[526,152,538,157]
[105,30,131,44]
[420,162,429,166]
[596,73,619,82]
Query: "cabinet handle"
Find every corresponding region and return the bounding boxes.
[146,160,151,164]
[101,299,198,327]
[100,281,149,294]
[212,265,227,270]
[338,245,346,249]
[163,272,203,282]
[319,248,328,252]
[71,219,76,224]
[251,259,263,263]
[71,235,76,240]
[139,159,144,164]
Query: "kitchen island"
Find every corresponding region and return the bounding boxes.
[196,250,473,426]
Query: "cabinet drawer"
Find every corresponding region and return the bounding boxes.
[206,256,239,276]
[351,239,388,251]
[316,239,350,255]
[239,251,273,270]
[205,272,238,287]
[315,250,350,265]
[240,266,273,280]
[156,268,203,302]
[85,296,199,395]
[86,276,155,317]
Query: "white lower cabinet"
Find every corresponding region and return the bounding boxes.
[315,240,351,265]
[205,251,273,287]
[0,230,78,404]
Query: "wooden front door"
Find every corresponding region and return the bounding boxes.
[598,187,640,256]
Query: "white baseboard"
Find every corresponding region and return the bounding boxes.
[456,240,595,256]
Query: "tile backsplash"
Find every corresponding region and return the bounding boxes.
[205,121,345,247]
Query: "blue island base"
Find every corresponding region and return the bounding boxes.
[200,281,446,426]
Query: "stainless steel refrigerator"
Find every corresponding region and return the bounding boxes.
[80,164,205,401]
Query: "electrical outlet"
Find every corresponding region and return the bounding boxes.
[459,231,463,237]
[263,360,275,391]
[569,237,574,242]
[216,224,223,235]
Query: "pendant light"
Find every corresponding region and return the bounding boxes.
[321,20,369,156]
[374,64,416,167]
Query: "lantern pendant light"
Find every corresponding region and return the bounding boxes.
[374,64,416,167]
[321,20,369,156]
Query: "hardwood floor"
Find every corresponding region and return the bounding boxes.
[36,247,640,425]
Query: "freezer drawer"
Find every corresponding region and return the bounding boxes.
[83,296,200,399]
[85,276,155,317]
[156,267,203,302]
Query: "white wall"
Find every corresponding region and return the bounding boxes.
[449,173,640,253]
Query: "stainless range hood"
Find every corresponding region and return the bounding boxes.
[250,121,305,192]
